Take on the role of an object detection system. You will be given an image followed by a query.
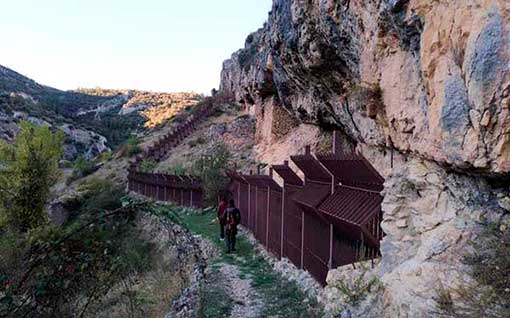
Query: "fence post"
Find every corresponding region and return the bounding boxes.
[266,186,270,249]
[248,183,251,230]
[300,154,306,270]
[237,182,241,221]
[301,211,305,269]
[280,183,285,259]
[328,224,334,270]
[255,186,258,238]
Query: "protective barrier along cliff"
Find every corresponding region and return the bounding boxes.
[228,131,385,285]
[127,99,215,207]
[126,99,386,286]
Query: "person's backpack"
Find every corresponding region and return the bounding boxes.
[233,208,241,225]
[225,208,236,231]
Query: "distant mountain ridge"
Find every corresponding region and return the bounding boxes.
[0,64,202,159]
[0,64,126,117]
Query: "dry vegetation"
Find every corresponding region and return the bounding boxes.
[271,104,301,139]
[435,218,510,318]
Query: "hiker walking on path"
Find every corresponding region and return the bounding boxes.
[217,195,228,241]
[222,199,241,253]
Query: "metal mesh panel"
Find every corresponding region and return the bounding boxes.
[239,182,249,227]
[182,189,192,207]
[171,188,177,203]
[157,185,165,201]
[124,130,388,285]
[153,185,159,200]
[303,211,330,285]
[332,230,359,268]
[256,188,268,245]
[166,187,174,204]
[249,185,257,232]
[140,183,145,196]
[268,190,282,257]
[191,190,203,208]
[283,186,302,267]
[179,189,185,206]
[149,184,156,199]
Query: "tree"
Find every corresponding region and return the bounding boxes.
[193,142,232,205]
[0,121,64,231]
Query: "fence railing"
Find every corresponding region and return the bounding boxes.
[228,132,385,285]
[125,96,386,286]
[127,98,216,207]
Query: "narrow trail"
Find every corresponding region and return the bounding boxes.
[177,209,323,318]
[218,263,263,318]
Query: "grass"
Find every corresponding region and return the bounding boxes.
[198,262,234,318]
[173,206,323,318]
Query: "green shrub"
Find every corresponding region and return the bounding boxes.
[328,261,382,314]
[59,160,73,169]
[173,166,187,175]
[126,136,141,157]
[73,155,97,177]
[76,178,126,218]
[99,150,113,162]
[0,120,64,232]
[193,142,232,206]
[140,159,157,173]
[0,179,156,318]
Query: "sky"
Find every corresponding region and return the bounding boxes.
[0,0,272,94]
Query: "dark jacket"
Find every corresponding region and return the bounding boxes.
[222,207,241,232]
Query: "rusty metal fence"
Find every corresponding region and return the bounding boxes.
[125,97,385,286]
[126,99,215,208]
[228,132,385,285]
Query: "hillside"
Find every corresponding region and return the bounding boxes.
[0,65,122,117]
[0,65,202,159]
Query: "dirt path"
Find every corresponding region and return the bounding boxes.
[218,263,263,318]
[176,208,323,318]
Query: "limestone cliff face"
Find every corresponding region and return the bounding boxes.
[221,0,510,174]
[220,1,510,317]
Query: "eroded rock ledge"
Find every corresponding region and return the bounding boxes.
[220,0,510,175]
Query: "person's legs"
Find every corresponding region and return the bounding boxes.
[231,233,237,251]
[225,230,231,253]
[220,222,224,240]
